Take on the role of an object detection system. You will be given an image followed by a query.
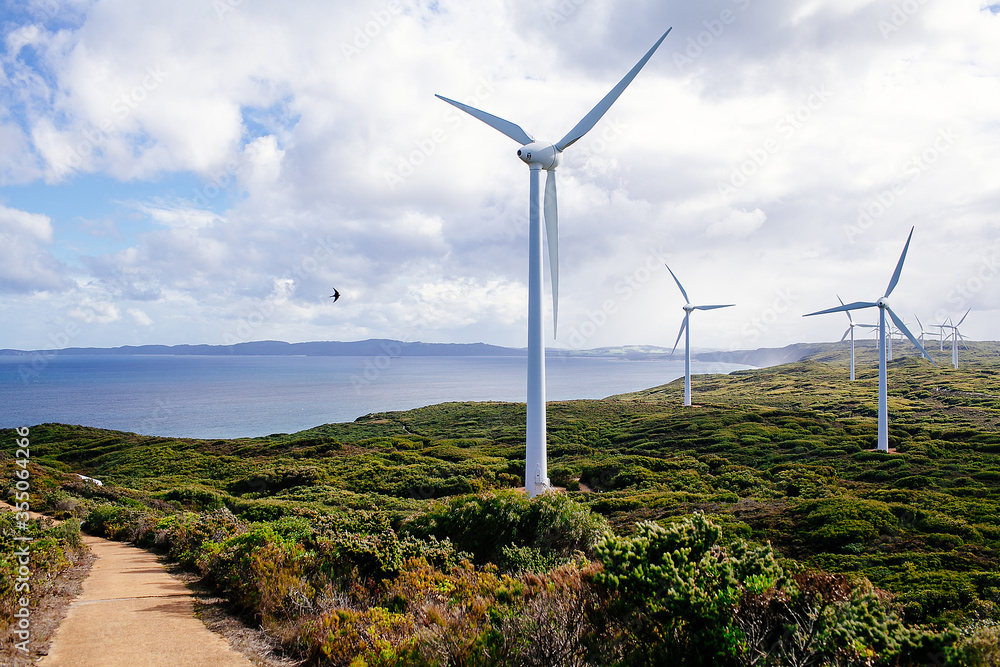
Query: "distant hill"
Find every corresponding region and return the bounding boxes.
[693,342,831,367]
[0,339,525,357]
[0,339,849,365]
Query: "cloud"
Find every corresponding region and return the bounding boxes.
[707,207,767,238]
[0,0,998,350]
[0,204,66,293]
[68,298,120,324]
[127,307,153,325]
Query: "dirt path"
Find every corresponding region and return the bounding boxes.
[38,534,254,667]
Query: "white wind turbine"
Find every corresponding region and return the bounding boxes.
[914,314,929,344]
[436,29,671,497]
[943,308,972,369]
[805,227,936,452]
[666,265,735,407]
[835,295,876,381]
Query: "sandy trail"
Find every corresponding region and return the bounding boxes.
[38,533,253,667]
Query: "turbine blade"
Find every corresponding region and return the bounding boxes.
[671,316,687,356]
[665,264,690,303]
[884,226,914,298]
[554,28,671,151]
[838,295,854,323]
[957,307,971,327]
[887,306,936,366]
[914,314,923,331]
[694,304,735,310]
[434,95,534,145]
[804,301,877,317]
[544,169,559,337]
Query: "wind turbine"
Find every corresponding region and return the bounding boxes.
[665,265,735,407]
[835,295,876,381]
[914,314,928,344]
[804,227,936,452]
[436,29,671,497]
[943,308,971,369]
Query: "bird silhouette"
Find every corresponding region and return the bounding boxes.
[330,288,341,303]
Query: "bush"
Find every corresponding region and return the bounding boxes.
[593,513,781,666]
[402,490,609,565]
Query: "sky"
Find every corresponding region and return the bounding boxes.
[1,0,998,353]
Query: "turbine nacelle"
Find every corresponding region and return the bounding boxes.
[517,142,562,170]
[682,304,695,312]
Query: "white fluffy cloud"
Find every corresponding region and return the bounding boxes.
[0,0,998,349]
[0,204,66,293]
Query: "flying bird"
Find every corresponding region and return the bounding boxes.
[329,288,341,303]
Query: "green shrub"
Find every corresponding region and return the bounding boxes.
[403,490,608,565]
[593,513,781,666]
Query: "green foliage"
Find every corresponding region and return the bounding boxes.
[0,512,89,626]
[402,489,609,565]
[12,343,1000,661]
[594,513,781,666]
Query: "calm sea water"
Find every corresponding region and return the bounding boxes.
[0,355,750,439]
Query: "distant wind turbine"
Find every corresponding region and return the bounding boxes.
[914,314,929,344]
[665,265,734,407]
[436,29,672,497]
[835,295,876,381]
[805,227,936,452]
[943,308,972,369]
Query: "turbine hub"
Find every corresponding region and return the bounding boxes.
[683,304,695,312]
[877,297,888,308]
[517,141,561,170]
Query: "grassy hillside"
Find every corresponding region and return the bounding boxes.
[3,341,1000,665]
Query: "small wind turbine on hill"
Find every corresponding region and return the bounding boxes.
[805,227,936,452]
[835,295,876,381]
[436,29,671,497]
[665,265,734,407]
[914,314,929,344]
[942,308,972,369]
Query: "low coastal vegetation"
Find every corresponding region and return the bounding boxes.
[4,341,1000,665]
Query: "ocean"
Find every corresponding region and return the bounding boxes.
[0,354,750,439]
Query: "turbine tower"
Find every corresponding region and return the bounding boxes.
[436,29,671,497]
[835,295,876,381]
[805,227,936,452]
[914,314,929,344]
[943,308,971,369]
[665,265,734,407]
